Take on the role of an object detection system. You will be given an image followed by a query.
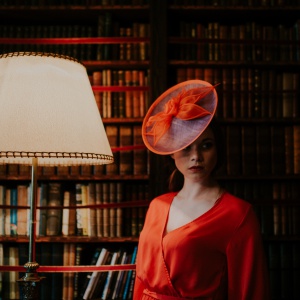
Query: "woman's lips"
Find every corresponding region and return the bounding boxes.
[189,166,204,171]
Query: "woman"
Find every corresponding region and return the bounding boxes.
[133,80,270,300]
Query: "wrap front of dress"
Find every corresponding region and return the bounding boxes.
[133,191,270,300]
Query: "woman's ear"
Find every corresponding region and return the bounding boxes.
[170,154,174,160]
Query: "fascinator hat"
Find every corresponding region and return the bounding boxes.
[142,80,218,155]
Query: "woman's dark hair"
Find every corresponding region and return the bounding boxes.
[167,117,225,192]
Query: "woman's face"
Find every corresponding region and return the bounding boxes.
[171,127,218,182]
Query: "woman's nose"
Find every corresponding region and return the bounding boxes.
[190,148,203,162]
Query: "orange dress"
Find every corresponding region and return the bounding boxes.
[133,192,270,300]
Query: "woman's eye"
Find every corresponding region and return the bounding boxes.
[202,142,214,150]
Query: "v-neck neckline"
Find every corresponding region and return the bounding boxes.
[162,191,225,239]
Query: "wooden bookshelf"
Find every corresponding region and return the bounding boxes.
[153,2,300,300]
[0,1,150,299]
[0,0,299,299]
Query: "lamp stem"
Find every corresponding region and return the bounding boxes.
[29,157,38,263]
[18,157,44,299]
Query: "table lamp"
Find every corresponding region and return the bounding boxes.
[0,52,114,299]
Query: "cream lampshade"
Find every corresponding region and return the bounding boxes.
[0,52,113,299]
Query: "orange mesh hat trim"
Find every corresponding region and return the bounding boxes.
[142,80,218,155]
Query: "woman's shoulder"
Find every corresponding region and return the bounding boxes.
[151,192,178,205]
[220,191,254,217]
[145,192,177,218]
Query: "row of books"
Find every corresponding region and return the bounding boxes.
[0,245,20,299]
[221,124,300,176]
[222,181,300,203]
[0,243,138,300]
[1,124,299,180]
[91,69,150,119]
[1,125,299,180]
[95,14,149,61]
[0,0,149,6]
[257,204,300,237]
[0,124,150,178]
[0,18,150,62]
[222,181,300,237]
[73,182,148,238]
[171,20,300,62]
[171,0,300,6]
[267,241,300,300]
[0,181,149,238]
[105,124,149,176]
[176,67,299,119]
[79,246,137,300]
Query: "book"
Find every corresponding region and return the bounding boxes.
[280,241,293,299]
[241,125,257,175]
[109,182,117,238]
[9,246,19,299]
[87,183,97,237]
[5,189,11,236]
[7,164,18,176]
[256,125,272,175]
[118,70,126,118]
[38,183,48,236]
[111,251,128,300]
[63,243,70,299]
[51,243,64,299]
[125,27,133,61]
[284,126,294,175]
[101,250,121,299]
[89,251,113,299]
[116,182,123,238]
[40,244,52,299]
[271,125,286,175]
[17,185,28,236]
[68,189,77,236]
[73,244,84,299]
[125,70,133,118]
[75,183,84,236]
[83,247,109,299]
[62,191,70,236]
[293,125,300,174]
[0,243,2,295]
[268,242,281,297]
[105,125,119,175]
[282,72,294,118]
[10,188,18,236]
[0,185,5,235]
[122,246,138,300]
[93,71,102,115]
[103,12,112,60]
[95,183,103,238]
[56,165,69,177]
[133,125,148,175]
[226,125,242,175]
[132,70,140,118]
[138,70,146,117]
[292,242,300,299]
[80,247,103,299]
[81,184,89,236]
[46,183,62,236]
[119,125,133,175]
[102,182,110,237]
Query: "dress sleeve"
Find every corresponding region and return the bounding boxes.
[226,206,271,300]
[133,274,146,300]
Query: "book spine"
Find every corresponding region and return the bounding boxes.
[10,188,18,236]
[46,183,62,236]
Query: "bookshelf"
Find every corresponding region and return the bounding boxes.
[0,1,150,299]
[0,1,300,299]
[157,2,300,300]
